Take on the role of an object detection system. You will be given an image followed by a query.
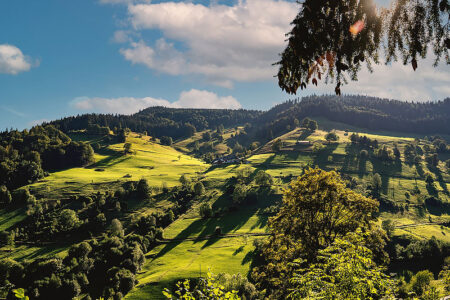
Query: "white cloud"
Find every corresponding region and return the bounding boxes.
[174,89,241,109]
[309,53,450,102]
[119,0,298,87]
[71,89,241,114]
[112,30,130,43]
[0,44,36,75]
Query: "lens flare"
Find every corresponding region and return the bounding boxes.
[350,20,365,36]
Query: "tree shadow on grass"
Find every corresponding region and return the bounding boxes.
[154,202,257,258]
[428,165,449,196]
[313,143,338,170]
[154,186,279,258]
[298,130,312,141]
[370,157,402,195]
[87,148,131,169]
[233,245,245,256]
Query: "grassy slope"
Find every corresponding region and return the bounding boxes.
[0,133,209,261]
[127,124,449,298]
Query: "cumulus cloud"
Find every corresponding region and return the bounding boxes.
[71,89,241,114]
[0,44,36,75]
[119,0,298,87]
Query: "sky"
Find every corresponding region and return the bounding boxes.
[0,0,448,130]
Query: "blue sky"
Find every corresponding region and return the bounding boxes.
[0,0,448,130]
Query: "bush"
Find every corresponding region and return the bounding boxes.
[137,179,151,200]
[411,270,433,296]
[160,136,173,146]
[199,203,213,219]
[194,182,205,196]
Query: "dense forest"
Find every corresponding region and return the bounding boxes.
[49,96,450,144]
[49,108,262,140]
[0,125,94,191]
[248,95,450,143]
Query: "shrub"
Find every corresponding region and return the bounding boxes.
[137,179,151,200]
[410,270,433,296]
[199,203,213,219]
[194,182,205,196]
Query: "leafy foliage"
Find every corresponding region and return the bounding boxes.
[277,0,449,94]
[252,168,380,298]
[163,272,240,300]
[289,230,393,299]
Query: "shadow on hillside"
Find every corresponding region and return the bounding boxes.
[88,148,131,169]
[313,143,338,169]
[428,165,449,195]
[298,130,312,141]
[154,187,277,259]
[371,158,402,195]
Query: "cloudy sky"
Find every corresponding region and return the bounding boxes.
[0,0,448,129]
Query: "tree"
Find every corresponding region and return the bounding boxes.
[232,184,247,206]
[272,139,283,152]
[179,175,189,186]
[59,209,80,231]
[137,178,151,200]
[301,117,312,128]
[123,143,132,154]
[325,131,339,143]
[308,119,318,131]
[110,219,124,237]
[254,170,273,186]
[184,123,196,137]
[277,0,449,95]
[371,173,382,198]
[426,153,439,167]
[194,141,200,152]
[194,182,205,196]
[381,219,395,239]
[253,168,379,297]
[199,202,213,219]
[202,131,212,141]
[289,231,393,299]
[410,270,433,296]
[161,136,173,146]
[0,185,11,205]
[393,147,401,160]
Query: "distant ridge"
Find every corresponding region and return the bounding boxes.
[49,95,450,140]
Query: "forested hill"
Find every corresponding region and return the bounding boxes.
[284,95,450,134]
[250,95,450,141]
[50,107,262,140]
[49,96,450,140]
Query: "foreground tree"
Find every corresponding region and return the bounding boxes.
[289,231,393,299]
[252,168,380,298]
[277,0,449,95]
